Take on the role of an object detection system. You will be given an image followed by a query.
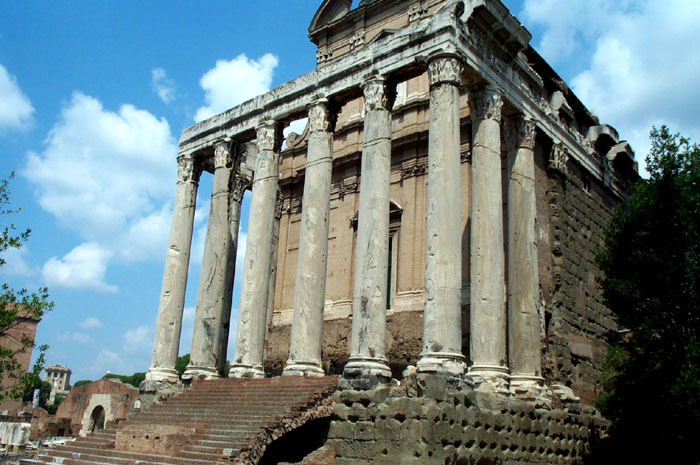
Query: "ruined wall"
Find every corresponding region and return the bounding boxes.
[0,316,38,416]
[53,378,138,436]
[328,374,607,465]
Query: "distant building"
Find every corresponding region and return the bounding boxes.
[44,365,72,405]
[0,308,40,416]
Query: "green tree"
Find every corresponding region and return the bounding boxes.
[593,126,700,464]
[72,379,93,388]
[175,353,190,378]
[103,372,146,388]
[0,173,53,402]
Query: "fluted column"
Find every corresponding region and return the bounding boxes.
[145,154,201,384]
[184,141,236,380]
[284,100,333,377]
[505,116,544,394]
[230,121,281,378]
[417,55,466,376]
[343,76,392,382]
[468,86,509,390]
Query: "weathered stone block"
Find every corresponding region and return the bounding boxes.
[328,420,355,439]
[353,421,375,441]
[375,418,401,440]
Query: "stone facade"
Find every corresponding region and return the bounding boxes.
[143,3,637,461]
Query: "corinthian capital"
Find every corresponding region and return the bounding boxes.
[308,99,331,133]
[256,120,281,152]
[362,76,388,112]
[213,140,233,169]
[469,87,503,123]
[177,154,202,183]
[427,55,463,87]
[505,116,536,151]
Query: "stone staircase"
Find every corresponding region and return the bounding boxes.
[23,376,338,465]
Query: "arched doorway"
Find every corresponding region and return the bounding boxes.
[89,405,105,433]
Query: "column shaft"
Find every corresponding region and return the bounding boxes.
[506,117,544,391]
[230,121,281,378]
[146,154,200,384]
[343,77,392,381]
[468,86,509,387]
[417,55,466,376]
[185,142,236,380]
[284,100,333,377]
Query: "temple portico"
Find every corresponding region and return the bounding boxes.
[144,0,637,402]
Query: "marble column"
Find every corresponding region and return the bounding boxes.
[343,76,392,381]
[284,100,333,377]
[505,116,544,393]
[230,121,281,378]
[145,153,201,384]
[184,141,236,380]
[417,55,466,376]
[468,86,509,389]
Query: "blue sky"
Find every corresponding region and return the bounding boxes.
[1,0,698,382]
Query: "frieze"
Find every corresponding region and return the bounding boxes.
[316,47,333,65]
[427,56,463,87]
[469,87,503,122]
[400,161,428,180]
[177,154,202,184]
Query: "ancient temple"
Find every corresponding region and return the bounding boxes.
[130,0,636,462]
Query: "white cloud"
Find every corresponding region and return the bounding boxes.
[123,324,152,354]
[23,91,178,289]
[194,53,279,122]
[151,68,175,104]
[57,331,93,345]
[79,317,103,330]
[90,349,136,376]
[0,64,34,131]
[521,0,700,171]
[42,242,117,293]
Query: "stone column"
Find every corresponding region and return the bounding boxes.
[468,86,509,390]
[214,176,247,375]
[184,141,236,380]
[506,116,544,394]
[284,100,333,377]
[417,55,466,376]
[230,121,281,378]
[343,76,392,382]
[145,153,201,384]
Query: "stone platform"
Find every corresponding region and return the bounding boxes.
[23,376,338,465]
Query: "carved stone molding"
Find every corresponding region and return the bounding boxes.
[469,87,503,123]
[504,116,536,151]
[213,141,233,169]
[349,30,365,51]
[177,154,202,183]
[230,176,248,203]
[362,77,388,112]
[308,99,330,133]
[548,143,569,176]
[316,47,333,64]
[274,188,284,219]
[408,3,428,22]
[400,161,428,180]
[257,121,281,152]
[427,55,463,87]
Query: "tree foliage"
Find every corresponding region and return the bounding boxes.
[0,173,53,402]
[103,372,146,388]
[593,126,700,464]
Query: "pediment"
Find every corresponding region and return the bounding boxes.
[309,0,353,33]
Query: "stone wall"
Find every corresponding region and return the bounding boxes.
[327,374,607,465]
[0,315,39,416]
[535,142,618,405]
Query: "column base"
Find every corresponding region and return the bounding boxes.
[182,365,219,381]
[343,357,392,379]
[283,360,325,377]
[510,375,549,404]
[417,351,466,377]
[228,363,265,379]
[144,367,179,384]
[467,364,510,394]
